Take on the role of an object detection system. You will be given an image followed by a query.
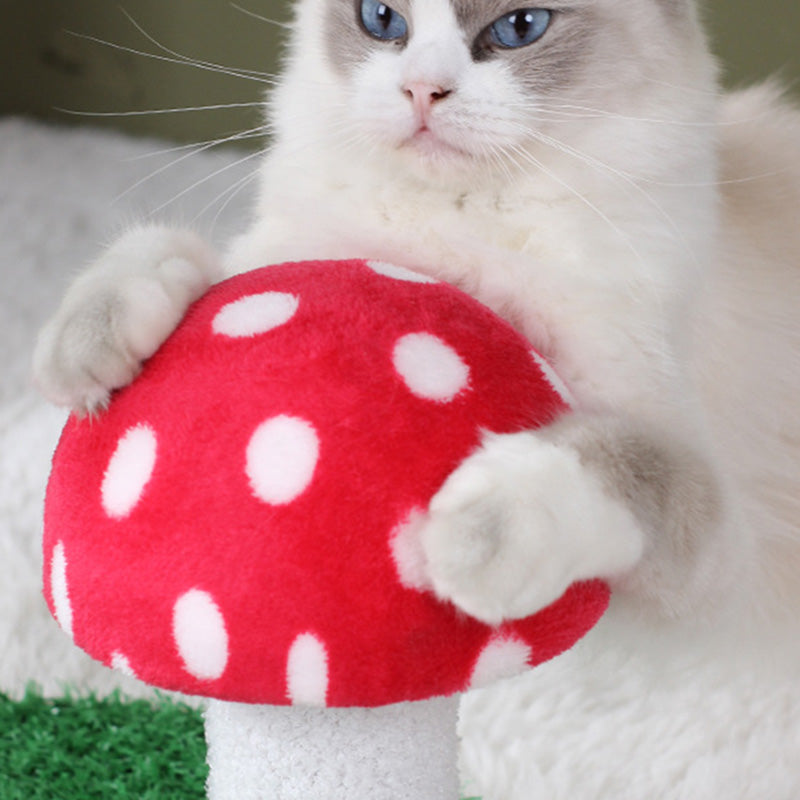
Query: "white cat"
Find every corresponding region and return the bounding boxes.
[34,0,800,630]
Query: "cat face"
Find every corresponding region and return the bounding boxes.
[278,0,712,184]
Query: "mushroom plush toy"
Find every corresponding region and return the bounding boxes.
[43,258,609,799]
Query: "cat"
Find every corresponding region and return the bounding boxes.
[33,0,800,631]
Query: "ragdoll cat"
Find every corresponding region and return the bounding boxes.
[33,0,800,628]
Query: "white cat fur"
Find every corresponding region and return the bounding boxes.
[33,0,800,629]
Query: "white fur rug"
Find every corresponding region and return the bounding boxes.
[1,117,798,799]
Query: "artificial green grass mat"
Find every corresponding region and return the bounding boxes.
[0,688,207,800]
[0,688,483,799]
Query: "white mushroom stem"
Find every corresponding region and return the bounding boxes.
[204,694,461,799]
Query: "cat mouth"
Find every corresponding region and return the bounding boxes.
[404,126,470,161]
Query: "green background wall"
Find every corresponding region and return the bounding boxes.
[1,0,798,144]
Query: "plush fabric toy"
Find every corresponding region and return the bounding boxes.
[42,258,609,799]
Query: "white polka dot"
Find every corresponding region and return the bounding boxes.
[173,589,229,681]
[50,541,73,638]
[468,636,533,690]
[530,350,575,408]
[389,508,433,592]
[101,424,157,519]
[367,261,438,284]
[212,292,299,338]
[246,415,319,505]
[287,633,329,707]
[393,333,470,402]
[110,651,137,679]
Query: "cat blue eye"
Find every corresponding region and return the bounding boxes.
[490,8,551,49]
[360,0,408,42]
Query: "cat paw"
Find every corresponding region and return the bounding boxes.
[32,227,219,414]
[419,431,644,625]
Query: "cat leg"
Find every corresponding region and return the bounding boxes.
[420,413,725,624]
[33,225,220,414]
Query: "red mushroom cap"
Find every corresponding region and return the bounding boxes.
[43,259,608,707]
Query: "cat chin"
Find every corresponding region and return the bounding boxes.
[392,133,483,183]
[404,129,468,158]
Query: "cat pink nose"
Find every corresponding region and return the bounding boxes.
[403,82,452,115]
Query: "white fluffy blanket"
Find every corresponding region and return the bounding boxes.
[1,118,798,800]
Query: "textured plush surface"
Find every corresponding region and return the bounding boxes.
[43,258,607,707]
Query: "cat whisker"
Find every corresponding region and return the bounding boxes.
[66,30,276,86]
[189,168,261,230]
[56,102,266,119]
[636,74,727,98]
[117,8,277,82]
[68,21,335,98]
[143,148,264,220]
[529,100,772,130]
[265,106,385,163]
[211,171,261,230]
[494,103,787,188]
[476,140,517,187]
[230,2,292,30]
[518,125,700,267]
[529,116,790,188]
[506,142,647,267]
[632,170,790,189]
[125,129,266,161]
[113,126,266,204]
[504,102,607,122]
[334,127,384,162]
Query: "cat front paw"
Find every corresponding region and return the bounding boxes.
[34,292,138,414]
[33,227,219,414]
[420,431,644,625]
